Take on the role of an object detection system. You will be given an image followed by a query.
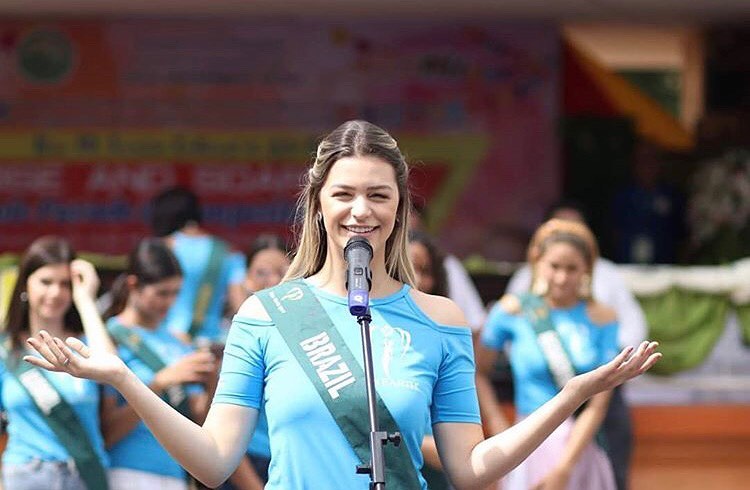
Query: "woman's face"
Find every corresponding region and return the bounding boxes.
[319,155,399,262]
[535,241,588,304]
[130,275,182,325]
[26,263,72,322]
[408,241,435,294]
[245,248,289,293]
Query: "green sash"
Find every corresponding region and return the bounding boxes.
[519,293,578,388]
[189,237,228,339]
[0,338,109,490]
[255,280,421,490]
[107,320,192,418]
[519,294,608,449]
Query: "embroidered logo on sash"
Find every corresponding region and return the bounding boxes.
[281,287,304,302]
[299,331,356,400]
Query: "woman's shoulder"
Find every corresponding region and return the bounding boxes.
[496,294,522,316]
[235,295,272,322]
[585,300,617,326]
[408,289,467,328]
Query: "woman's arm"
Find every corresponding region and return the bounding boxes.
[435,341,660,490]
[535,390,612,489]
[70,259,116,355]
[475,344,512,436]
[26,333,257,488]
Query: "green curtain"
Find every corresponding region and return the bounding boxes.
[638,289,730,375]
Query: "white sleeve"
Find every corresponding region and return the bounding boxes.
[593,259,649,347]
[443,255,486,331]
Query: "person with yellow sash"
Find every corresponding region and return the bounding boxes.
[24,121,661,490]
[1,236,115,490]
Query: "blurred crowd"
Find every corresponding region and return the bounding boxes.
[0,165,658,490]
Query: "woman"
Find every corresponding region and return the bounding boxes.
[1,236,114,490]
[243,234,290,298]
[24,121,660,490]
[100,238,216,490]
[476,218,620,490]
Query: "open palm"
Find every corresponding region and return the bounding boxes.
[570,341,661,400]
[25,330,127,386]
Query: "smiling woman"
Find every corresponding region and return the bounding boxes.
[476,219,621,490]
[1,236,115,490]
[23,121,660,490]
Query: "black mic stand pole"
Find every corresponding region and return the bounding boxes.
[355,309,401,489]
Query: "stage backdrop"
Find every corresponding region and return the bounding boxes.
[0,19,559,258]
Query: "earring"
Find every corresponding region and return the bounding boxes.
[578,274,592,299]
[19,291,28,302]
[531,277,548,296]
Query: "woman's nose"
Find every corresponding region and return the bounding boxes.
[351,196,372,218]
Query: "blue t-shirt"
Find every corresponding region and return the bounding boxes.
[214,282,480,490]
[163,233,246,341]
[0,340,109,467]
[105,319,203,479]
[481,300,619,416]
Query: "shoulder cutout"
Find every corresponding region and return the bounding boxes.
[409,289,467,327]
[586,301,617,326]
[498,294,522,315]
[236,295,272,322]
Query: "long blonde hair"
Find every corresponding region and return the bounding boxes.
[284,120,415,286]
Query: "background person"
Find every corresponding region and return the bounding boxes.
[477,219,621,490]
[1,236,115,490]
[506,200,646,489]
[150,186,247,345]
[101,238,217,490]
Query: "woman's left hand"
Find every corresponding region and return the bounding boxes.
[568,341,661,401]
[70,259,100,300]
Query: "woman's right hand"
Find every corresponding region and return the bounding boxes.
[152,351,217,392]
[24,330,128,386]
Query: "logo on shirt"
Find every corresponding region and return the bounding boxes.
[372,324,419,392]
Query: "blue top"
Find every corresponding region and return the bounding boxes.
[481,300,619,416]
[214,282,480,490]
[163,232,246,341]
[105,318,203,479]
[0,339,109,467]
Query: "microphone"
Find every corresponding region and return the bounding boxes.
[344,236,373,316]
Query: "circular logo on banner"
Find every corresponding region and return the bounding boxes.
[17,29,74,83]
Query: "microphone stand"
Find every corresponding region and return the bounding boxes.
[355,309,401,489]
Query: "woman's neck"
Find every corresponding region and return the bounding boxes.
[309,248,401,298]
[118,306,160,330]
[544,295,581,309]
[28,312,66,338]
